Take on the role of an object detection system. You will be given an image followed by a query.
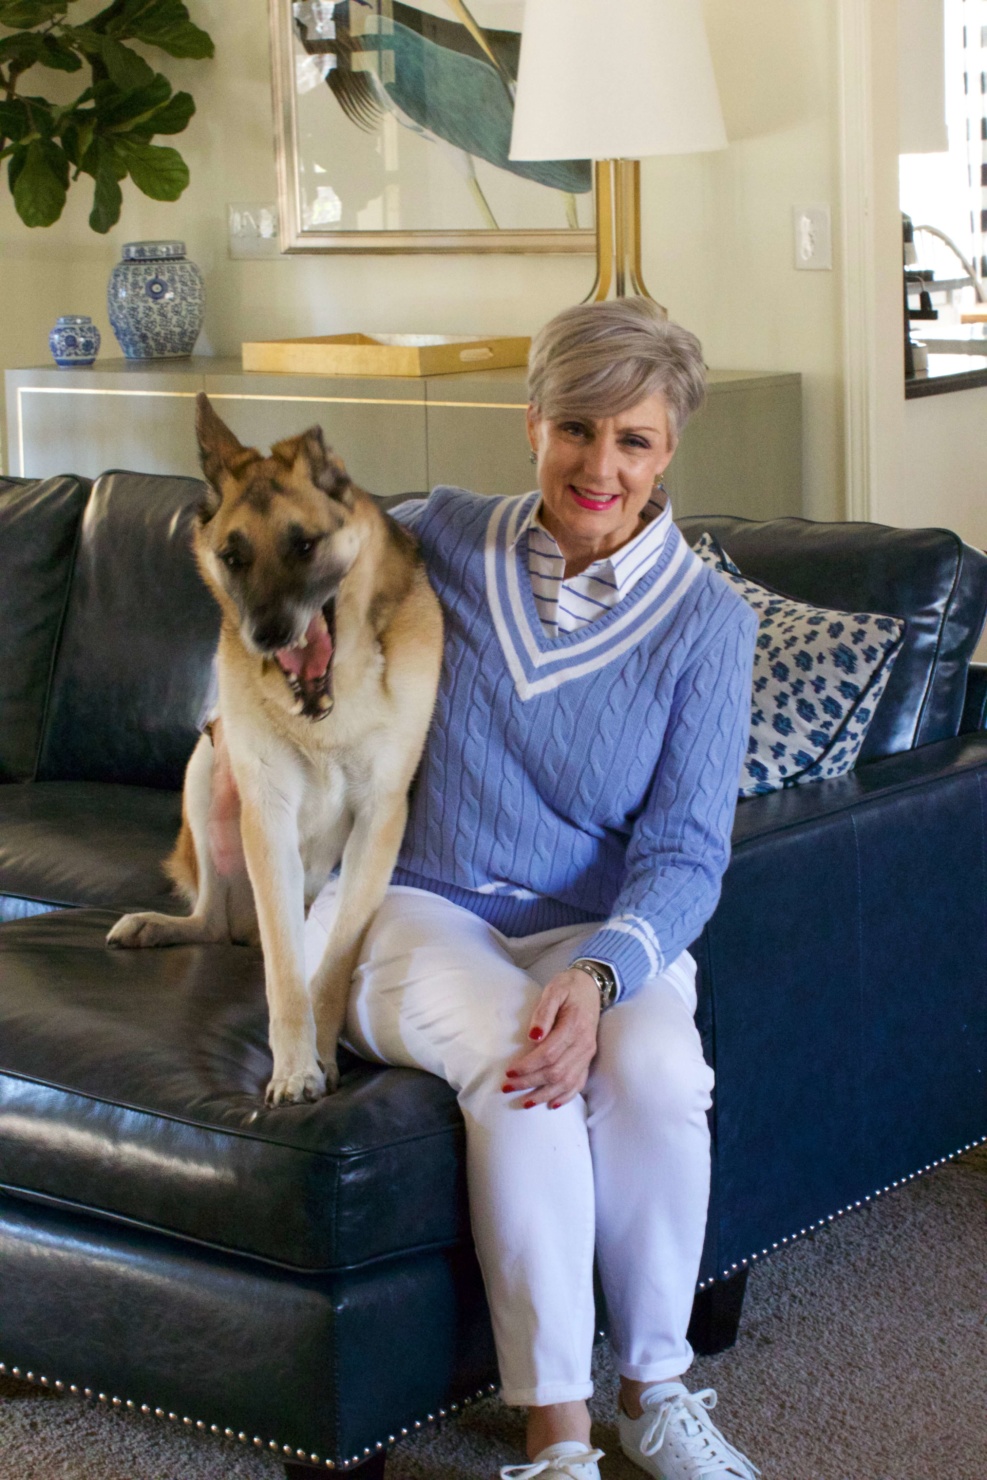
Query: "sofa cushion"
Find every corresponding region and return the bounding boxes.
[0,910,469,1273]
[678,514,987,761]
[694,533,904,794]
[37,472,219,790]
[0,781,182,916]
[0,476,90,783]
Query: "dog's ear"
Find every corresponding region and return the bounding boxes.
[274,425,355,506]
[195,393,257,508]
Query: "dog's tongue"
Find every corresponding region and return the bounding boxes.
[276,612,332,681]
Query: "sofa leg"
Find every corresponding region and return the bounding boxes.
[687,1268,748,1356]
[285,1456,386,1479]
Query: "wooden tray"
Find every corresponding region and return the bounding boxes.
[241,332,530,378]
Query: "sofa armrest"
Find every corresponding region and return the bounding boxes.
[699,729,987,1282]
[961,663,987,734]
[729,729,987,848]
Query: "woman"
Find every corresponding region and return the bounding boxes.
[302,298,761,1480]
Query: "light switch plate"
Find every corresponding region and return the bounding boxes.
[793,204,832,271]
[228,203,281,259]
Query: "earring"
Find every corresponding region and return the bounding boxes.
[529,451,537,465]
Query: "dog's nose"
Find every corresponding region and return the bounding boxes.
[252,618,294,652]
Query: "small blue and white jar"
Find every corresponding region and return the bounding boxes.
[49,315,101,368]
[107,240,205,360]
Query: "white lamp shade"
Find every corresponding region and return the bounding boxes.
[509,0,727,162]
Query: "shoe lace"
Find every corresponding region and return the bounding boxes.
[500,1448,605,1479]
[638,1389,760,1478]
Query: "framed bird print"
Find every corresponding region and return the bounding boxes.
[269,0,596,252]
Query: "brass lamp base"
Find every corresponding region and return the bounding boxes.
[585,159,666,314]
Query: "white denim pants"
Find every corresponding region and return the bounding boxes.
[305,883,715,1408]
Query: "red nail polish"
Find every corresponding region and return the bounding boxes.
[501,1084,513,1093]
[529,1027,544,1041]
[523,1099,535,1109]
[506,1069,519,1078]
[549,1101,561,1110]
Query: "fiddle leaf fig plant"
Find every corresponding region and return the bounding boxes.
[0,0,213,232]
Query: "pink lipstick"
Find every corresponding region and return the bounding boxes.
[570,486,619,510]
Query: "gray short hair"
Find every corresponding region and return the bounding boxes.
[527,297,707,439]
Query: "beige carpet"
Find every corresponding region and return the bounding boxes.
[2,1145,985,1480]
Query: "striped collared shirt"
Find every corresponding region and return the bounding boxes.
[516,486,673,636]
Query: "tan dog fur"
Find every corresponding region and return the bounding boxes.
[107,396,443,1105]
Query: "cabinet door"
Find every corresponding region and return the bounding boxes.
[8,379,201,480]
[667,376,802,521]
[203,374,428,496]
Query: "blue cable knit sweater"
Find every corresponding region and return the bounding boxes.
[391,487,758,1001]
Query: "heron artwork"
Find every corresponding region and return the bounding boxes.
[292,0,592,232]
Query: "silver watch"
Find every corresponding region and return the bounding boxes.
[570,958,618,1010]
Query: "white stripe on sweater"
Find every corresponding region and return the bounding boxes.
[484,496,704,700]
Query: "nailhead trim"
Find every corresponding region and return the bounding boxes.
[695,1134,987,1290]
[0,1360,497,1469]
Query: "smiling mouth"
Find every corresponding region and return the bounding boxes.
[273,599,335,720]
[570,485,620,511]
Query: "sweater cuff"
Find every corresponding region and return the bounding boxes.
[569,916,664,1002]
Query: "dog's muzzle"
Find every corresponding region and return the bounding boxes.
[272,598,336,720]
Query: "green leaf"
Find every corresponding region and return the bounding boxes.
[145,86,193,134]
[0,1,66,27]
[12,136,69,225]
[111,0,213,59]
[91,72,169,127]
[60,114,95,167]
[115,135,187,199]
[39,35,84,72]
[0,99,31,142]
[0,32,47,67]
[7,148,27,194]
[92,35,156,89]
[89,146,122,231]
[9,91,56,138]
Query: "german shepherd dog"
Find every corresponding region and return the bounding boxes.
[108,395,443,1105]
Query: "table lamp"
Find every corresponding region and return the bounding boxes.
[509,0,727,306]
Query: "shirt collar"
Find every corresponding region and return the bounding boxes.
[514,486,674,594]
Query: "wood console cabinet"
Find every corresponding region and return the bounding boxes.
[5,359,801,520]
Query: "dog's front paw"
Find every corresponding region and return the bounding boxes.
[107,912,165,948]
[265,1057,327,1107]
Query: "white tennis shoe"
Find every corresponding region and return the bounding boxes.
[618,1381,759,1480]
[500,1440,604,1480]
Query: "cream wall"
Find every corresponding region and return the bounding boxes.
[0,0,845,518]
[899,390,987,541]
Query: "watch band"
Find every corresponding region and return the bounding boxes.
[570,957,618,1011]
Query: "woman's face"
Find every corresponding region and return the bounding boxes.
[527,392,677,565]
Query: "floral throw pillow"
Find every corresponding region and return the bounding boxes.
[695,532,906,797]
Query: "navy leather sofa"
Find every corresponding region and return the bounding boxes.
[1,470,986,1476]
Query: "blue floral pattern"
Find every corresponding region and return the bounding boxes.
[107,241,204,360]
[695,533,905,796]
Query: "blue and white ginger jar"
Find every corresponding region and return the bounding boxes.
[49,315,101,368]
[107,240,205,360]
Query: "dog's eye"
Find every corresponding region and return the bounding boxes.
[220,548,248,571]
[289,531,323,561]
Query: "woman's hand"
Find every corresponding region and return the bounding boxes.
[503,967,602,1110]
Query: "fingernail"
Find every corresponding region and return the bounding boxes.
[523,1099,535,1109]
[501,1084,513,1093]
[506,1069,519,1078]
[549,1100,561,1110]
[529,1027,544,1041]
